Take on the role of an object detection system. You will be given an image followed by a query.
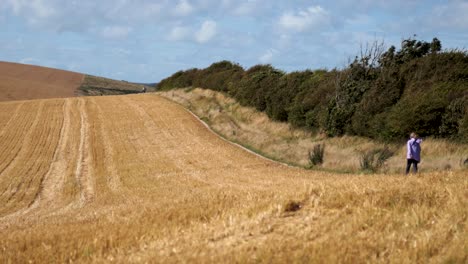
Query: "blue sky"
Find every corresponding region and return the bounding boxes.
[1,0,467,83]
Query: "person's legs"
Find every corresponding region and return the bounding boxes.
[406,159,412,174]
[413,160,419,173]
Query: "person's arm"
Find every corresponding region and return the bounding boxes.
[407,140,412,159]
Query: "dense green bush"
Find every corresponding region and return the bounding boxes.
[265,71,314,121]
[288,70,333,129]
[231,65,284,111]
[158,68,199,90]
[193,61,244,92]
[156,38,468,142]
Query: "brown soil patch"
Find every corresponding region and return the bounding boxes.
[0,61,84,102]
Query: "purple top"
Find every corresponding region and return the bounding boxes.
[407,138,422,161]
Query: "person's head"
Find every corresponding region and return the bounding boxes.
[410,132,418,139]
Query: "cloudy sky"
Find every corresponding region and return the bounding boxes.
[1,0,467,82]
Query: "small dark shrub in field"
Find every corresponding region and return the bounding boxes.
[360,146,394,172]
[309,144,325,166]
[463,158,468,168]
[284,200,302,212]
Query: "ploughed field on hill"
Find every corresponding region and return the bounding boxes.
[0,94,466,263]
[0,61,84,101]
[0,61,154,101]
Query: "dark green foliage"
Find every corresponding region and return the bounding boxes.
[393,37,441,64]
[194,61,244,92]
[325,59,378,136]
[308,144,325,166]
[288,70,333,129]
[157,37,468,142]
[440,95,468,141]
[158,69,199,90]
[265,71,314,121]
[231,64,284,111]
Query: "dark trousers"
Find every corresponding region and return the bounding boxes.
[406,159,419,174]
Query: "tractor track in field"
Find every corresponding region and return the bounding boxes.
[93,98,122,192]
[31,99,71,211]
[75,98,95,207]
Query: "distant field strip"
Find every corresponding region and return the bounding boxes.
[0,94,466,263]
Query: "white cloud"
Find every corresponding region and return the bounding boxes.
[259,48,278,63]
[5,0,56,24]
[31,0,56,18]
[430,1,468,30]
[232,0,257,16]
[2,1,167,33]
[279,6,331,32]
[168,26,191,41]
[219,0,261,16]
[173,0,194,16]
[139,3,164,18]
[5,0,27,15]
[100,26,132,39]
[195,20,217,43]
[278,34,292,49]
[220,0,232,8]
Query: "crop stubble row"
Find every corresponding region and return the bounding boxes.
[3,94,286,210]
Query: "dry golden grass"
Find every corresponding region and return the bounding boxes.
[0,61,84,101]
[0,94,466,263]
[159,88,468,173]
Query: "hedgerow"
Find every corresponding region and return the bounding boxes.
[157,37,468,142]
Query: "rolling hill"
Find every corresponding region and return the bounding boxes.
[0,61,155,101]
[0,61,84,101]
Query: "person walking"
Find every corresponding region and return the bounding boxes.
[406,132,422,174]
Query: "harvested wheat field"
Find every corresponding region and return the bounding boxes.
[0,61,84,102]
[0,94,466,263]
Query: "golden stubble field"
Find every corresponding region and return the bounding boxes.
[0,94,466,263]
